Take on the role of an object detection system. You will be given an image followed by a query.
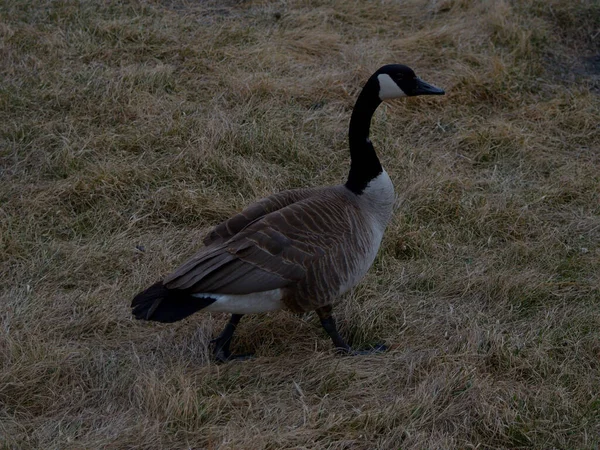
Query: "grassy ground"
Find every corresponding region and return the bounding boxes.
[1,0,599,448]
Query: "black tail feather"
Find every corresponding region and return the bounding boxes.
[131,281,216,323]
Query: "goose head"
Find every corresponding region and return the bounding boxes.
[374,64,445,101]
[346,63,445,195]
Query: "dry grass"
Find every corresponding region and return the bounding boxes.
[1,0,599,448]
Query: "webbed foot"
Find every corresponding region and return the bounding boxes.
[211,314,252,363]
[335,342,388,356]
[316,306,388,357]
[213,346,254,363]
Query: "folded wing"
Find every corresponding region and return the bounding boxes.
[164,188,352,297]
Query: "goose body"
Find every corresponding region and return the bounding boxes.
[132,64,444,360]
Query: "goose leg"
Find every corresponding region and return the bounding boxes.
[211,314,252,362]
[316,306,387,355]
[316,306,351,352]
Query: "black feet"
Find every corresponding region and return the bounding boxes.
[316,306,387,356]
[334,342,388,356]
[212,345,254,363]
[210,309,386,361]
[210,314,253,363]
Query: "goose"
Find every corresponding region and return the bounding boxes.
[132,64,444,361]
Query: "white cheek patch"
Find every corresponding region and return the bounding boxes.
[377,73,406,100]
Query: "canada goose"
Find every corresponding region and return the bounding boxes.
[132,64,444,361]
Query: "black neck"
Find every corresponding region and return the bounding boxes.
[345,77,383,195]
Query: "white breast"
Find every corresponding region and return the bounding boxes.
[193,289,285,314]
[360,169,395,212]
[339,170,395,295]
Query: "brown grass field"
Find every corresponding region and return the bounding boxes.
[1,0,599,448]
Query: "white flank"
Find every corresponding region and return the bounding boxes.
[377,73,406,100]
[192,288,285,314]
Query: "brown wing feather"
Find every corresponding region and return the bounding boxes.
[165,187,324,294]
[203,188,319,246]
[163,188,360,310]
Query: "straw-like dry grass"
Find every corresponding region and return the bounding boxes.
[1,0,599,448]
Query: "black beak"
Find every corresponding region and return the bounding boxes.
[409,78,445,96]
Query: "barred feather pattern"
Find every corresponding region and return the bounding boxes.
[163,175,394,313]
